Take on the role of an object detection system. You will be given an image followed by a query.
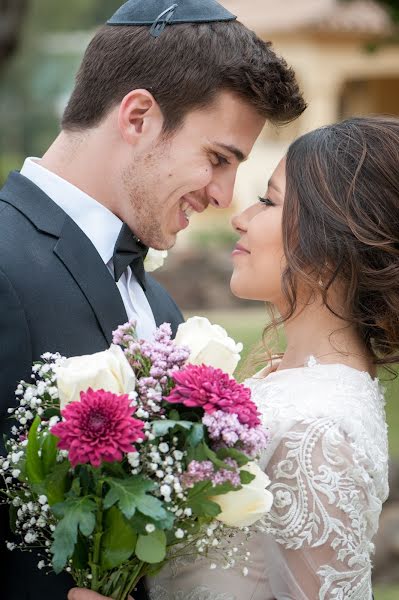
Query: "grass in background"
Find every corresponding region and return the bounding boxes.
[373,585,399,600]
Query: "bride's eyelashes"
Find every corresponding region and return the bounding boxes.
[258,195,275,207]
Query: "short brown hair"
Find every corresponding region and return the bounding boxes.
[62,21,306,132]
[281,116,399,366]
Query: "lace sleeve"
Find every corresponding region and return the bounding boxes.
[262,416,378,600]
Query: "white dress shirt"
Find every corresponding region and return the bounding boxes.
[20,158,156,341]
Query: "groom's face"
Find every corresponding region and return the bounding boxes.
[121,92,265,250]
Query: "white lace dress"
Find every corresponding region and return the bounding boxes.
[146,359,389,600]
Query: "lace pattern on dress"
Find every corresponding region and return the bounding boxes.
[251,361,388,599]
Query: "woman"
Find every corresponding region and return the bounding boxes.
[70,116,395,600]
[146,116,395,599]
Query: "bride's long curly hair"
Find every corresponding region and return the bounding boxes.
[279,115,399,367]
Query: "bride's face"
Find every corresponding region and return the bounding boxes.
[231,157,286,306]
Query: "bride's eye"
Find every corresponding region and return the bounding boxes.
[258,196,275,207]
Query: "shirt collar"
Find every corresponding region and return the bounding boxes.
[20,157,122,265]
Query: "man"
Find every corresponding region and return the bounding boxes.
[0,0,306,598]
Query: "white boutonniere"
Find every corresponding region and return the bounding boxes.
[144,249,168,272]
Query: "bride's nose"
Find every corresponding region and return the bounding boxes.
[231,211,247,233]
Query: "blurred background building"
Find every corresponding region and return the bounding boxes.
[0,3,399,592]
[205,0,399,226]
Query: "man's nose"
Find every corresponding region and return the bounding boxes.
[206,171,236,209]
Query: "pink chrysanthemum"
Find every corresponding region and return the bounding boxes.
[166,365,260,428]
[51,388,145,468]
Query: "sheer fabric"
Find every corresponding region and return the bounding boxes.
[147,359,389,600]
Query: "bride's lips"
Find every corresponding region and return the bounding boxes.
[232,243,250,256]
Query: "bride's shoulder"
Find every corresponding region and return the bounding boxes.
[248,355,380,391]
[245,356,385,429]
[248,358,388,500]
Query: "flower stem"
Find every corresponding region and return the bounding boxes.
[118,561,145,600]
[90,479,104,591]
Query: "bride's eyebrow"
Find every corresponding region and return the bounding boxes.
[212,142,247,163]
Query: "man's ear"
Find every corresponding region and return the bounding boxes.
[118,89,164,145]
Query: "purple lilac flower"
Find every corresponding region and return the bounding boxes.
[113,322,190,414]
[112,319,138,346]
[203,410,269,458]
[181,460,215,488]
[181,459,241,489]
[212,469,241,487]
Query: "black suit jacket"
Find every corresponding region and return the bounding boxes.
[0,172,184,600]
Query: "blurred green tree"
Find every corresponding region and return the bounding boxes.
[368,0,399,23]
[344,0,399,48]
[0,0,28,72]
[29,0,122,32]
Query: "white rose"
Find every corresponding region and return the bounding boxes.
[144,249,168,272]
[211,462,273,527]
[175,317,243,375]
[56,345,136,410]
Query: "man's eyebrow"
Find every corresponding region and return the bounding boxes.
[213,142,247,163]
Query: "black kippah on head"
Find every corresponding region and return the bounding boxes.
[108,0,237,37]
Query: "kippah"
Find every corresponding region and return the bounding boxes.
[108,0,237,37]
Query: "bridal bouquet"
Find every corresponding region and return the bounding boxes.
[1,317,272,600]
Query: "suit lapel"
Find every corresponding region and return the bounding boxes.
[54,220,128,346]
[1,172,128,346]
[144,280,164,327]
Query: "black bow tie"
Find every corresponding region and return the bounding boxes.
[113,224,149,291]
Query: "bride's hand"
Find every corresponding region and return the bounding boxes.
[68,589,134,600]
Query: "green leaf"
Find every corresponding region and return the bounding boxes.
[26,416,44,485]
[77,465,94,496]
[154,509,175,530]
[69,477,82,498]
[188,497,221,518]
[203,444,230,470]
[71,532,89,570]
[168,409,180,421]
[101,506,137,569]
[104,477,167,521]
[135,530,166,563]
[9,504,17,533]
[101,462,126,479]
[240,469,255,485]
[186,481,221,518]
[42,407,61,421]
[187,480,212,499]
[152,420,193,438]
[187,423,204,447]
[44,461,71,506]
[208,482,239,496]
[51,497,96,574]
[216,447,251,467]
[41,433,58,474]
[129,509,175,534]
[186,444,208,463]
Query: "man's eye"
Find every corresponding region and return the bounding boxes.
[212,154,230,167]
[258,196,275,207]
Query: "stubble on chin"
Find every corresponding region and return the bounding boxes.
[121,156,166,248]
